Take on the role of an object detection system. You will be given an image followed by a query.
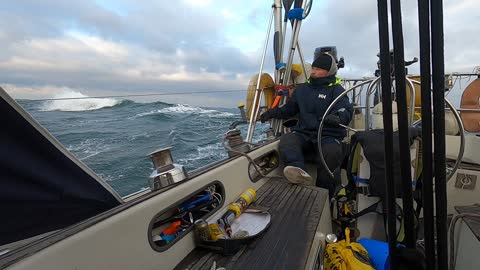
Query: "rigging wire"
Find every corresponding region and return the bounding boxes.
[18,89,248,102]
[303,0,313,18]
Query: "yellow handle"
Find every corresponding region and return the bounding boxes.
[345,227,351,245]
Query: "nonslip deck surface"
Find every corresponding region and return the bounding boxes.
[175,178,329,270]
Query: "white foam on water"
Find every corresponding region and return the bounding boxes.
[66,138,112,160]
[130,110,162,118]
[177,143,227,164]
[40,90,122,111]
[158,104,215,114]
[127,132,151,141]
[132,104,235,119]
[207,111,236,118]
[159,104,235,116]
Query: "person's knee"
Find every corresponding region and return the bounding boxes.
[322,142,343,165]
[279,133,307,168]
[279,133,302,154]
[279,132,300,146]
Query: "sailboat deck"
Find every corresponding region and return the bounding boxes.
[175,178,329,270]
[455,204,480,241]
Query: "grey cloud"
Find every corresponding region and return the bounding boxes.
[297,0,479,77]
[182,46,257,74]
[0,1,124,40]
[1,0,479,107]
[0,1,226,55]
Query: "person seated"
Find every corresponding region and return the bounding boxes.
[260,53,353,197]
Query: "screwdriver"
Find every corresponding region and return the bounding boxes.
[218,209,236,237]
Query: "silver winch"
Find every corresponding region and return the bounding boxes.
[148,147,188,191]
[224,129,250,157]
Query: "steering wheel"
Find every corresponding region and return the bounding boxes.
[409,79,465,181]
[317,79,465,181]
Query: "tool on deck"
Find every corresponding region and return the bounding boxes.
[218,189,256,237]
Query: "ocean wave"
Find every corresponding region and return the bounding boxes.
[132,104,236,119]
[127,131,152,142]
[40,91,124,112]
[130,110,163,118]
[177,143,228,164]
[158,104,217,114]
[207,112,237,118]
[66,138,112,160]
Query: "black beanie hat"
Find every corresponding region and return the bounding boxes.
[312,53,338,75]
[312,53,332,70]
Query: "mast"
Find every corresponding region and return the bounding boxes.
[274,0,283,83]
[272,0,307,135]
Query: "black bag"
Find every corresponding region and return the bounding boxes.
[347,128,422,198]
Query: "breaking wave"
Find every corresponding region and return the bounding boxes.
[21,96,242,196]
[40,91,123,111]
[132,104,236,119]
[157,104,235,116]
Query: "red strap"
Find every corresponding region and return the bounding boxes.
[271,96,282,108]
[274,84,294,92]
[271,84,295,108]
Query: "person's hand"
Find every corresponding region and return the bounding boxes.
[260,111,270,123]
[324,114,341,127]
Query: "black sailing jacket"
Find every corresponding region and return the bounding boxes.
[268,75,353,140]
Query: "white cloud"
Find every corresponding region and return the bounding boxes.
[2,84,82,100]
[67,31,129,59]
[183,0,212,8]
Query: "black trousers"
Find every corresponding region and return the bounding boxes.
[279,132,343,197]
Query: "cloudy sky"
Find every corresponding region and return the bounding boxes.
[1,0,478,107]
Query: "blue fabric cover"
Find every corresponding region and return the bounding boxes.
[0,97,121,245]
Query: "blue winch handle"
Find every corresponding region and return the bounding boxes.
[276,62,286,70]
[278,90,289,96]
[288,8,305,20]
[178,193,212,211]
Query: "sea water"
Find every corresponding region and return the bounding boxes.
[18,92,268,197]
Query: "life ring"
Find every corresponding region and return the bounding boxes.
[245,73,275,121]
[407,75,422,121]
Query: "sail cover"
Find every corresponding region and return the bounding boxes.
[0,88,122,246]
